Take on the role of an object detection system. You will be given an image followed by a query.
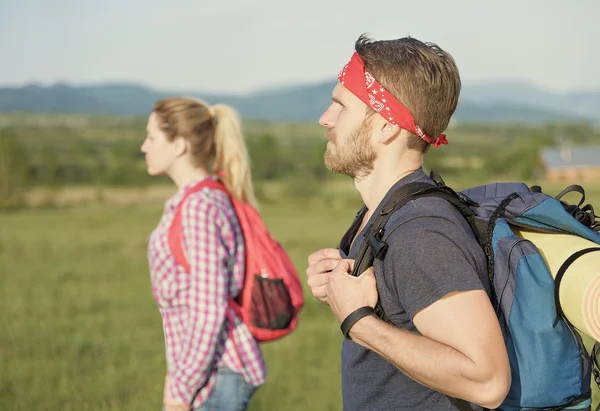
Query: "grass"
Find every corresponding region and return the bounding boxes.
[0,192,360,411]
[0,179,599,410]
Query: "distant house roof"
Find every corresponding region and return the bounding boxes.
[541,146,600,168]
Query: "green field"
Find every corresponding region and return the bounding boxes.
[0,186,361,411]
[1,177,599,410]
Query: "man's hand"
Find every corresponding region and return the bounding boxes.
[306,248,342,303]
[163,374,191,411]
[325,259,378,322]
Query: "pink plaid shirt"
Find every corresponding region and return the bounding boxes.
[147,175,266,407]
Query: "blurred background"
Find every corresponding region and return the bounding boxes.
[1,0,599,410]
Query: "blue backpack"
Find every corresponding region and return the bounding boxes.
[351,170,600,411]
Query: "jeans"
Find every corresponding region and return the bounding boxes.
[164,367,258,411]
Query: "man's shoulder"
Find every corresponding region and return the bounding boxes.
[384,193,471,237]
[379,192,488,280]
[377,170,466,229]
[374,189,490,320]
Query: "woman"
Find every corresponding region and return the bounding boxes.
[141,97,266,411]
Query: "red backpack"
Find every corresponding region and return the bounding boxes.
[168,178,304,342]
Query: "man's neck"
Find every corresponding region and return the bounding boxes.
[354,155,422,212]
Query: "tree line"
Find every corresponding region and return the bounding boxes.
[0,129,333,209]
[1,120,598,210]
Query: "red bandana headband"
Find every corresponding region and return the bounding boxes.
[338,52,448,148]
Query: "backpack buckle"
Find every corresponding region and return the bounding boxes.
[367,229,389,260]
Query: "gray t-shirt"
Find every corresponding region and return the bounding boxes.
[337,168,490,411]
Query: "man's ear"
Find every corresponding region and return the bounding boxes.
[173,136,188,158]
[375,119,401,145]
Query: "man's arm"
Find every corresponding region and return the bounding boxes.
[348,289,510,409]
[324,216,511,409]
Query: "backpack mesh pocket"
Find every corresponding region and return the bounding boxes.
[250,274,294,330]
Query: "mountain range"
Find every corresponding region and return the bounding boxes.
[1,80,599,124]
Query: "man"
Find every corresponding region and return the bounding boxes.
[306,34,511,410]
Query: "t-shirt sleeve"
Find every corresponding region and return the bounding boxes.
[381,215,486,321]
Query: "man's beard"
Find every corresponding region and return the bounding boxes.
[324,119,376,179]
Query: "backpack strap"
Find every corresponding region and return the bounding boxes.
[350,173,498,321]
[593,342,600,393]
[530,184,599,233]
[428,169,447,187]
[554,247,600,334]
[351,182,437,277]
[350,182,462,320]
[168,178,228,272]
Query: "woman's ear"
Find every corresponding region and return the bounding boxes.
[173,136,188,158]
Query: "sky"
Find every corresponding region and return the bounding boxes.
[1,0,599,95]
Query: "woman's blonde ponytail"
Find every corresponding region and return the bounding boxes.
[211,104,258,209]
